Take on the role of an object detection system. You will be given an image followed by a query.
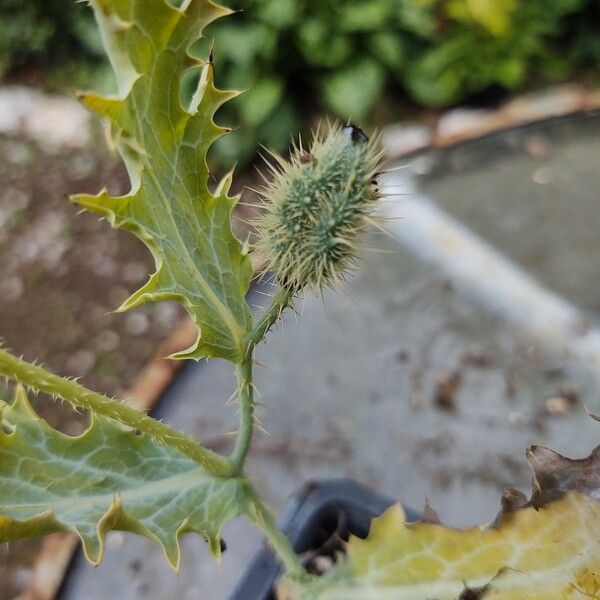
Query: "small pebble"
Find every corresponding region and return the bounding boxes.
[66,350,96,376]
[154,302,180,330]
[89,253,118,278]
[524,135,552,158]
[122,260,148,283]
[126,312,150,336]
[558,382,579,406]
[90,303,112,321]
[3,141,32,165]
[95,329,120,352]
[108,286,130,307]
[508,411,525,426]
[129,559,142,573]
[0,276,23,301]
[106,532,125,550]
[395,349,410,363]
[312,555,334,574]
[71,154,96,179]
[532,166,553,185]
[544,396,573,416]
[2,187,30,211]
[10,566,32,589]
[434,370,462,412]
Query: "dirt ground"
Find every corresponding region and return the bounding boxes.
[0,130,187,598]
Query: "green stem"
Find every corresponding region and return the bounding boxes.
[0,348,234,477]
[246,286,294,352]
[229,355,254,473]
[248,488,306,576]
[229,286,295,473]
[235,289,309,575]
[226,288,307,572]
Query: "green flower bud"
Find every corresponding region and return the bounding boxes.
[255,123,383,292]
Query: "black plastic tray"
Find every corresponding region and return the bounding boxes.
[228,479,418,600]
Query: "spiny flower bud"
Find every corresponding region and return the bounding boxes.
[254,123,384,292]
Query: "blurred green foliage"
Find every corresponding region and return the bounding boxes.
[1,0,598,164]
[0,0,104,82]
[199,0,599,164]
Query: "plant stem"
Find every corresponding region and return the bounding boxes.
[228,288,308,573]
[246,286,294,351]
[248,489,306,576]
[229,355,254,473]
[229,286,294,473]
[0,348,234,477]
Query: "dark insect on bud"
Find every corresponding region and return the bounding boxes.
[341,124,369,145]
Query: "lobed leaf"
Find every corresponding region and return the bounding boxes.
[281,444,600,600]
[71,0,253,362]
[0,386,251,568]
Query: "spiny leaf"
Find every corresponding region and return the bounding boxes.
[71,0,252,362]
[280,444,600,600]
[0,386,252,569]
[0,347,232,476]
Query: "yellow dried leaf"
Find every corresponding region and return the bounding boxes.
[282,493,600,599]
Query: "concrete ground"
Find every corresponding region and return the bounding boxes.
[62,114,600,599]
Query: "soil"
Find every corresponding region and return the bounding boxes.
[0,130,186,599]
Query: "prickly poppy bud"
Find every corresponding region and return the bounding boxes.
[254,123,383,292]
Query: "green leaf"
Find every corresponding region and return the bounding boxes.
[405,38,470,106]
[0,348,232,476]
[321,58,386,118]
[256,0,298,28]
[445,0,518,37]
[298,18,329,54]
[338,1,390,32]
[298,32,353,68]
[208,23,277,67]
[495,56,526,87]
[368,32,406,70]
[396,0,438,38]
[71,0,253,363]
[238,77,283,125]
[0,386,251,568]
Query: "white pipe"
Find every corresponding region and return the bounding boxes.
[381,172,600,374]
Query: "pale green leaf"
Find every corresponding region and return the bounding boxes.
[0,387,251,569]
[71,0,253,362]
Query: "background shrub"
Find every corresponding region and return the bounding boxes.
[0,0,104,84]
[1,0,598,164]
[199,0,599,164]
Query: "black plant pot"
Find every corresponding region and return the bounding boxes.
[228,479,418,600]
